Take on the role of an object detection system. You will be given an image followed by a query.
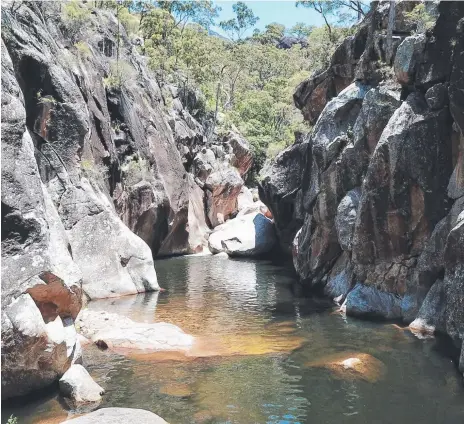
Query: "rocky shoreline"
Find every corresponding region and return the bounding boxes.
[1,0,463,418]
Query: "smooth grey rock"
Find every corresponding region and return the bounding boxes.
[237,186,254,211]
[62,180,159,300]
[77,309,194,352]
[60,408,168,423]
[345,284,402,320]
[59,364,104,404]
[394,34,426,85]
[208,212,276,257]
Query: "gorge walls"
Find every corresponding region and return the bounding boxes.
[260,1,464,374]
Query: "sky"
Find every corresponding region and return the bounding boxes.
[211,1,327,37]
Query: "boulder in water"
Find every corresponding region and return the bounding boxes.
[208,212,276,257]
[76,310,194,353]
[60,407,168,423]
[59,364,105,404]
[306,352,386,383]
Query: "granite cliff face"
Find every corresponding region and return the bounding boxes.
[1,2,257,399]
[260,1,464,374]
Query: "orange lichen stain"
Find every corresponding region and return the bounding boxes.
[305,352,386,383]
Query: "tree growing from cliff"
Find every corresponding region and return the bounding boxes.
[219,2,259,40]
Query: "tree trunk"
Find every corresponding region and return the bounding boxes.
[322,14,333,41]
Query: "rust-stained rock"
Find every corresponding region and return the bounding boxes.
[205,167,243,228]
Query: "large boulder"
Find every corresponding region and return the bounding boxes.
[222,131,253,178]
[324,252,354,302]
[293,83,369,283]
[186,175,210,254]
[2,292,81,400]
[76,309,194,353]
[59,364,105,404]
[208,212,276,257]
[205,167,243,227]
[60,408,168,424]
[259,140,307,254]
[60,180,159,299]
[394,34,426,85]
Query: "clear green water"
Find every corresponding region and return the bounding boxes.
[3,256,464,424]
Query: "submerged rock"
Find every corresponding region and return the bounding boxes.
[208,212,276,257]
[59,364,104,404]
[345,284,402,320]
[76,310,194,353]
[60,408,168,424]
[306,352,386,383]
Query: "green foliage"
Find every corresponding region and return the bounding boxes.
[103,0,358,182]
[81,159,109,181]
[220,2,259,40]
[405,4,435,34]
[252,22,285,44]
[74,41,92,58]
[6,415,18,424]
[306,26,352,71]
[158,0,220,29]
[288,22,314,39]
[119,7,140,34]
[36,90,57,106]
[121,155,153,186]
[63,0,92,42]
[104,60,136,89]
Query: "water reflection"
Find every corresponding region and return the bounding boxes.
[4,256,464,424]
